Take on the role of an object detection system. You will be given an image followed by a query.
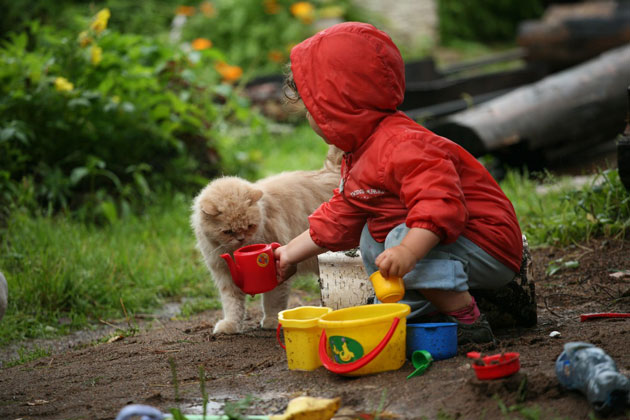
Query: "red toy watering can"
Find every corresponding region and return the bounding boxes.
[221,242,281,295]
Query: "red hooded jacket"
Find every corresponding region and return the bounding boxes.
[291,22,523,273]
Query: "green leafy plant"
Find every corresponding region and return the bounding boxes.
[546,259,580,276]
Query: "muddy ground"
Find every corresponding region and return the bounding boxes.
[0,238,629,420]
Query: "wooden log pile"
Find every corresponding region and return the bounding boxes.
[429,44,630,167]
[517,0,630,72]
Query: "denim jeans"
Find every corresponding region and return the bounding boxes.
[360,223,516,320]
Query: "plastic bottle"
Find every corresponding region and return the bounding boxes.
[555,342,630,415]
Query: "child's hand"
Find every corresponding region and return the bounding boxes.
[274,245,298,283]
[375,245,417,278]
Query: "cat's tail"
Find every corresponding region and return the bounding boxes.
[323,145,344,173]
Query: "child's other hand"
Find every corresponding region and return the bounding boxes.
[274,245,297,283]
[375,245,417,278]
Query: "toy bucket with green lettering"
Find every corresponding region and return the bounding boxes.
[277,306,332,371]
[317,303,410,376]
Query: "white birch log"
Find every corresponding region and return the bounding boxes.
[317,251,374,310]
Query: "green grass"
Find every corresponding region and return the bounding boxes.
[4,345,52,367]
[500,168,630,247]
[0,192,215,345]
[258,123,331,175]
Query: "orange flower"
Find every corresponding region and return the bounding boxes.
[191,38,212,50]
[268,50,284,63]
[290,2,314,24]
[264,0,280,14]
[215,61,243,83]
[200,2,216,17]
[175,6,196,16]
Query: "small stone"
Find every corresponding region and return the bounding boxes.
[549,331,561,338]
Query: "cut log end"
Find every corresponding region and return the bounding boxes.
[431,122,487,157]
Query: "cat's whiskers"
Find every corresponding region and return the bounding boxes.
[206,242,229,257]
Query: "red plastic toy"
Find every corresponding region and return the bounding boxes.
[221,242,281,295]
[580,313,630,322]
[467,351,521,380]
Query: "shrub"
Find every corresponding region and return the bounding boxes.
[179,0,367,75]
[0,11,271,224]
[0,0,185,38]
[438,0,544,44]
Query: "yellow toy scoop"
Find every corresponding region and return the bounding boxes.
[270,396,341,420]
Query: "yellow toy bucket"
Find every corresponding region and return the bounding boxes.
[277,306,332,371]
[318,303,411,376]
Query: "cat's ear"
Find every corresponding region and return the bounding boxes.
[248,189,263,204]
[200,201,220,216]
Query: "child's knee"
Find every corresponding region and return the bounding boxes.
[384,224,409,248]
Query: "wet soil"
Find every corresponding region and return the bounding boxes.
[0,238,629,420]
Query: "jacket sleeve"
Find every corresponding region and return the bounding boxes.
[383,140,468,243]
[308,188,368,251]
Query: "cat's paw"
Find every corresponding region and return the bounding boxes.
[213,319,240,334]
[260,317,278,330]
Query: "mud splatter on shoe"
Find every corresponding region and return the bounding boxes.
[445,313,496,345]
[470,234,537,329]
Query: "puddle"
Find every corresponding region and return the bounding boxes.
[183,399,224,415]
[184,391,294,415]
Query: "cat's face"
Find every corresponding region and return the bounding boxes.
[195,178,264,252]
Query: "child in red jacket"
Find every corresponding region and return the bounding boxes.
[274,22,523,344]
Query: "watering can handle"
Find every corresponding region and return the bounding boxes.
[318,317,400,374]
[276,323,285,350]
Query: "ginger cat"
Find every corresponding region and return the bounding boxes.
[191,146,342,334]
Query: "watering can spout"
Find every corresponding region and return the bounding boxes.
[220,253,242,289]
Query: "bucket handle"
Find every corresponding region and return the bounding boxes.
[318,317,400,374]
[276,323,285,350]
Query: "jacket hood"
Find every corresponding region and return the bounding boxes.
[290,22,405,152]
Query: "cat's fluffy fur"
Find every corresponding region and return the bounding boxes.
[191,146,343,334]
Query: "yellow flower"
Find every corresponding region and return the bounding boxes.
[285,42,297,53]
[78,31,92,47]
[319,5,344,19]
[91,45,103,66]
[90,8,111,34]
[54,77,74,92]
[268,50,284,63]
[215,61,243,83]
[264,0,280,14]
[200,2,216,17]
[191,38,212,50]
[290,2,314,24]
[175,5,196,16]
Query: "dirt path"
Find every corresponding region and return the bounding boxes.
[0,239,628,420]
